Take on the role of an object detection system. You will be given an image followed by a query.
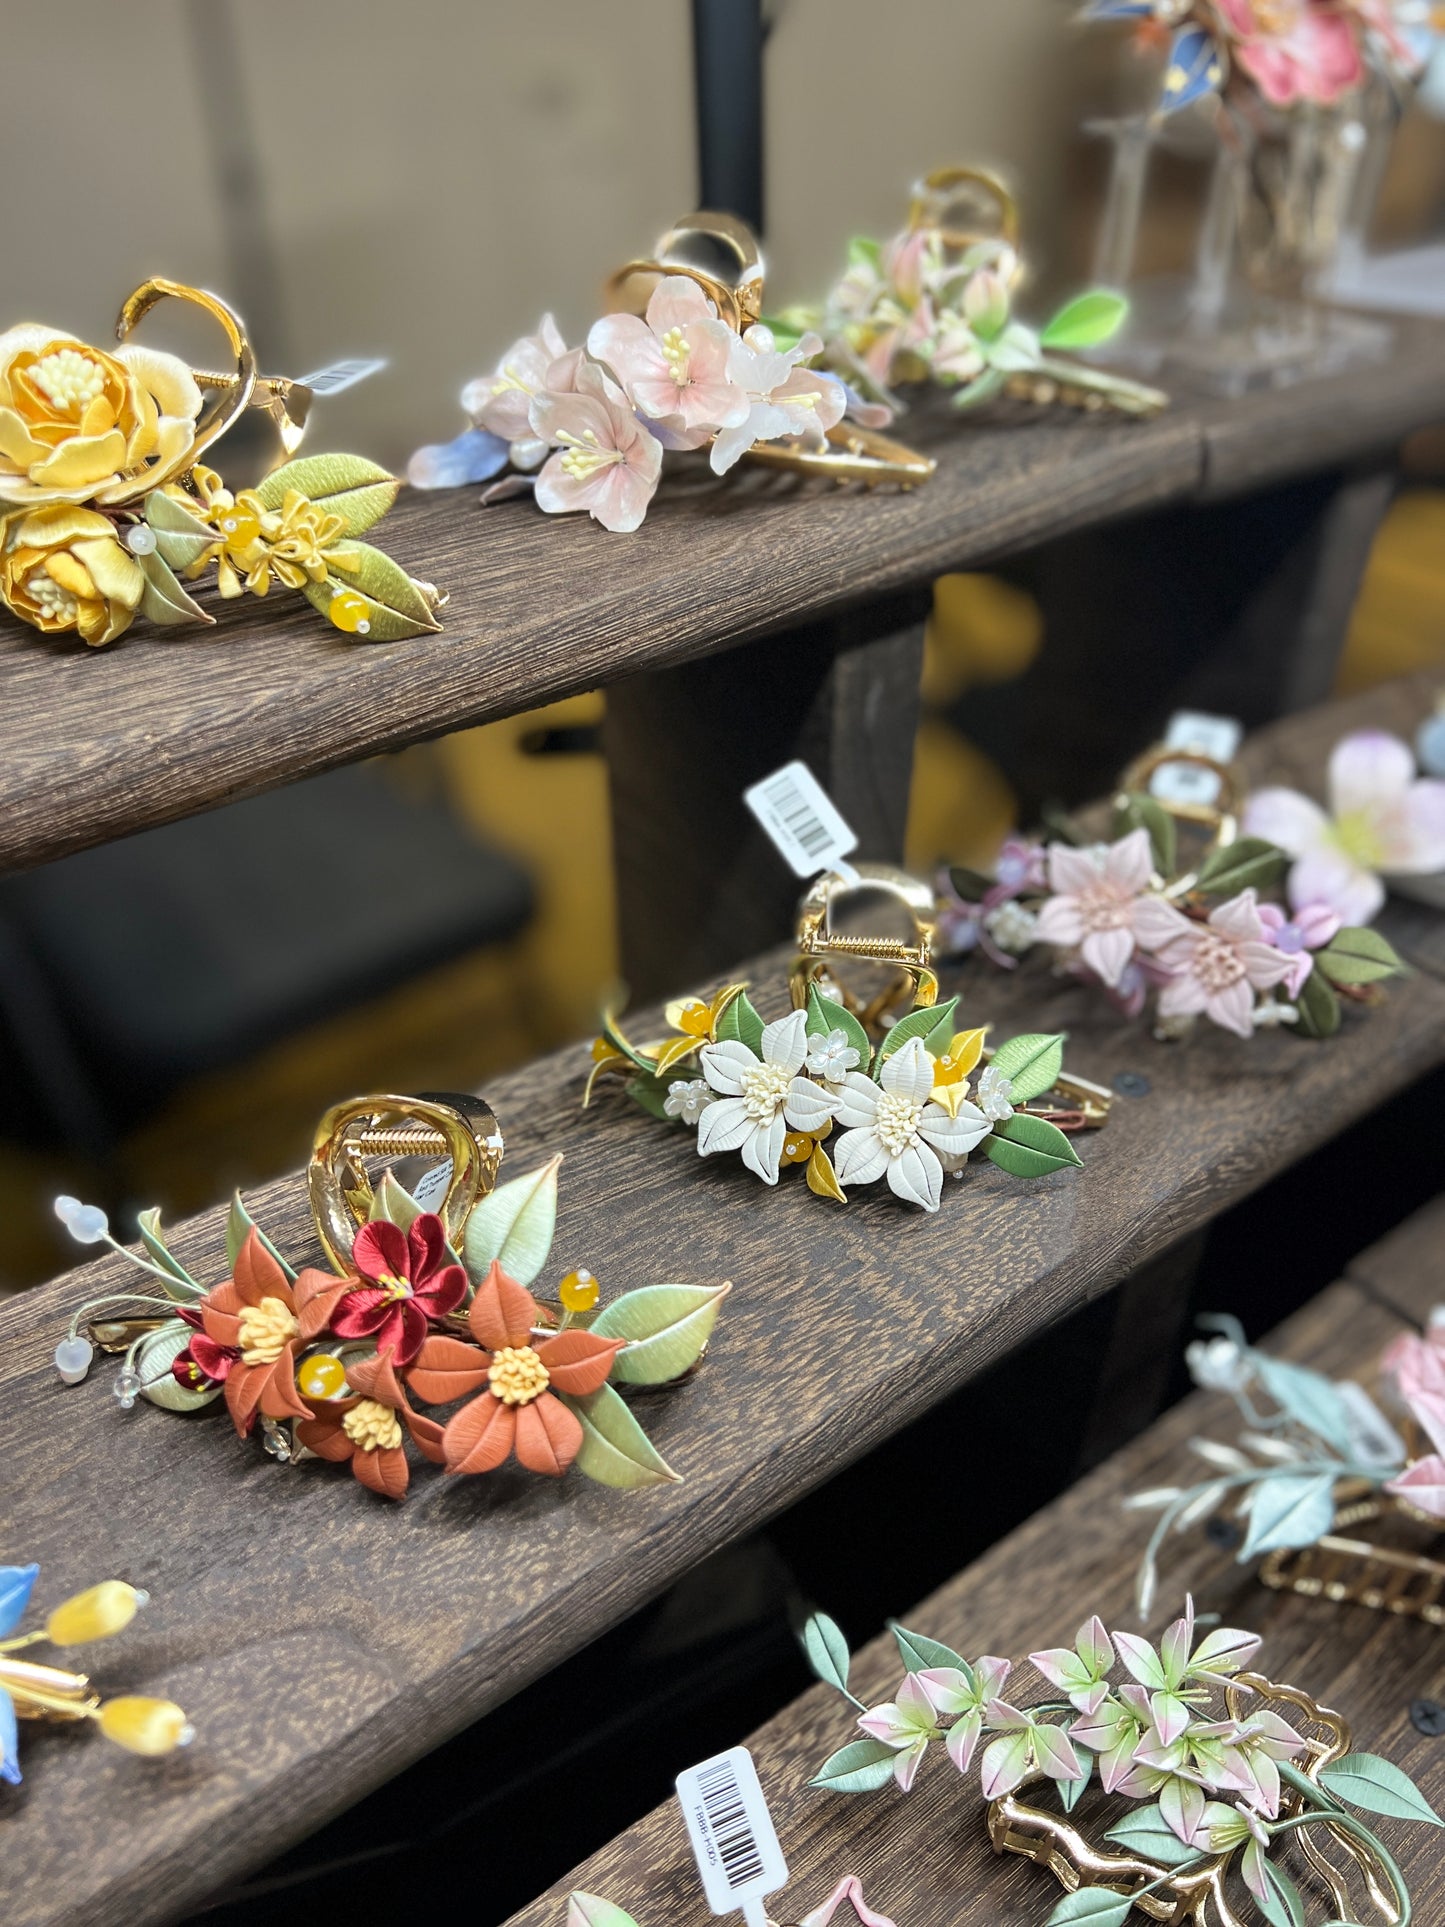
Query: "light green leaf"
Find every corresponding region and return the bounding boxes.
[563,1383,681,1489]
[988,1032,1066,1104]
[1254,1354,1353,1452]
[625,1070,675,1121]
[567,1897,641,1927]
[1316,927,1406,987]
[1256,1857,1305,1927]
[142,489,216,571]
[225,1191,297,1281]
[135,1208,205,1299]
[889,1620,970,1679]
[1111,791,1176,879]
[462,1156,559,1287]
[1319,1752,1443,1826]
[847,236,883,274]
[809,1737,899,1794]
[984,320,1043,373]
[1102,1804,1199,1866]
[984,1113,1083,1179]
[369,1168,422,1230]
[1044,1892,1134,1927]
[716,989,765,1056]
[252,453,400,536]
[135,1320,221,1412]
[1059,1750,1092,1813]
[137,549,213,627]
[1194,837,1289,897]
[1239,1471,1336,1559]
[806,983,870,1068]
[590,1281,730,1385]
[1040,289,1129,351]
[1293,968,1341,1039]
[303,543,442,642]
[950,367,1009,410]
[873,996,958,1074]
[803,1612,852,1696]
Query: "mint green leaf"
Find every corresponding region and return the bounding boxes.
[252,452,400,537]
[1110,791,1176,879]
[803,1612,852,1696]
[590,1281,730,1385]
[847,236,883,273]
[568,1895,642,1927]
[1240,1471,1336,1559]
[988,1032,1066,1104]
[1040,290,1129,350]
[889,1620,971,1679]
[1294,966,1341,1039]
[563,1384,681,1489]
[984,320,1043,373]
[136,1320,221,1412]
[462,1157,558,1287]
[984,1113,1083,1178]
[806,983,870,1068]
[1044,1893,1134,1927]
[1255,1354,1353,1452]
[1195,837,1289,896]
[1059,1751,1092,1812]
[873,996,958,1074]
[1316,927,1406,987]
[225,1191,297,1281]
[1319,1752,1443,1825]
[625,1070,675,1121]
[810,1737,899,1794]
[716,989,765,1056]
[142,488,216,571]
[1257,1857,1305,1927]
[1102,1804,1198,1866]
[369,1168,422,1230]
[135,1207,205,1300]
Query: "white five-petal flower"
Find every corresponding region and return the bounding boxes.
[697,1009,837,1184]
[663,1078,712,1127]
[805,1025,861,1087]
[832,1036,992,1212]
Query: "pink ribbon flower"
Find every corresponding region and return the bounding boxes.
[530,365,664,534]
[587,277,750,448]
[1139,889,1296,1039]
[1215,0,1366,105]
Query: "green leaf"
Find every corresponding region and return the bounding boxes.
[1111,791,1176,879]
[1040,289,1129,351]
[1256,1857,1305,1927]
[1239,1471,1336,1559]
[368,1168,422,1230]
[567,1896,641,1927]
[1043,1892,1134,1927]
[562,1383,681,1489]
[947,864,997,902]
[462,1157,559,1288]
[135,1320,221,1412]
[988,1032,1066,1104]
[142,489,216,571]
[252,453,401,536]
[1102,1803,1200,1867]
[302,543,442,641]
[873,995,958,1075]
[802,1611,852,1696]
[1316,926,1406,987]
[809,1737,899,1794]
[984,320,1043,373]
[625,1070,675,1121]
[224,1191,297,1281]
[716,989,765,1056]
[1059,1753,1091,1813]
[1294,966,1341,1039]
[889,1620,970,1679]
[1319,1752,1443,1825]
[137,549,213,627]
[806,983,870,1069]
[847,236,883,273]
[1254,1354,1353,1452]
[135,1208,205,1300]
[984,1113,1083,1179]
[949,367,1008,410]
[1194,837,1289,897]
[590,1281,730,1385]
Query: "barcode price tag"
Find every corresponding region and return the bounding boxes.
[1149,710,1244,809]
[744,761,859,883]
[296,356,389,397]
[676,1746,788,1927]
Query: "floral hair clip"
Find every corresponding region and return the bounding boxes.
[52,1092,727,1500]
[409,209,935,531]
[0,278,443,647]
[1,1564,192,1783]
[772,167,1169,422]
[586,868,1109,1214]
[565,1877,898,1927]
[805,1600,1440,1925]
[1127,1309,1445,1628]
[936,734,1416,1041]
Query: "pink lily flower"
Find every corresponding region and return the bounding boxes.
[1245,729,1445,926]
[1382,1323,1445,1455]
[855,1673,938,1791]
[710,325,846,475]
[1215,0,1366,104]
[799,1881,898,1927]
[1255,899,1341,997]
[530,365,663,534]
[587,277,750,448]
[1139,889,1296,1039]
[1033,829,1169,987]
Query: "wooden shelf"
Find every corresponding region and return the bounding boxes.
[506,1196,1445,1927]
[3,676,1444,1926]
[2,316,1443,878]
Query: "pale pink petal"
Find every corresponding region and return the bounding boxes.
[1208,889,1265,943]
[1378,780,1445,873]
[1104,827,1153,893]
[1403,1393,1445,1459]
[1033,896,1086,946]
[1242,786,1330,856]
[1131,895,1194,951]
[645,275,715,333]
[586,314,667,402]
[1157,969,1209,1018]
[1205,978,1256,1039]
[1387,1454,1445,1520]
[1238,941,1295,991]
[1329,729,1416,818]
[800,1878,898,1927]
[1081,924,1135,988]
[1047,844,1103,896]
[1293,901,1342,948]
[1287,849,1383,925]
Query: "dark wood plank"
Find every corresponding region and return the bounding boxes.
[2,317,1444,879]
[507,1208,1445,1927]
[3,680,1442,1927]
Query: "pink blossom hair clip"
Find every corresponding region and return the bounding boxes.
[408,208,935,532]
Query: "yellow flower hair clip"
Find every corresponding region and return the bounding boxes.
[0,279,444,648]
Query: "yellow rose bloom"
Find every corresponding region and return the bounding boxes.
[1,503,146,646]
[0,324,202,508]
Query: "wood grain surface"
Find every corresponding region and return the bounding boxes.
[1,314,1442,879]
[506,1196,1445,1927]
[2,679,1442,1927]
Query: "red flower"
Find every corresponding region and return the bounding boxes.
[410,1262,623,1477]
[295,1351,445,1501]
[328,1215,467,1369]
[198,1230,348,1436]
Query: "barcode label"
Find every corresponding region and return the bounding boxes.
[1151,710,1244,808]
[744,761,859,882]
[297,356,389,397]
[676,1746,787,1922]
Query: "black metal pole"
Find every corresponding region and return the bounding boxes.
[690,0,765,235]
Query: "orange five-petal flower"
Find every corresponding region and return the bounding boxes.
[414,1262,623,1478]
[295,1351,445,1501]
[199,1229,348,1437]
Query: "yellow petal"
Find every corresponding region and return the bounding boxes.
[71,537,144,608]
[806,1141,848,1203]
[46,1580,142,1646]
[0,323,66,374]
[79,394,119,441]
[46,551,97,600]
[113,343,204,422]
[120,375,159,467]
[97,1695,192,1755]
[82,595,138,647]
[29,430,126,491]
[944,1028,988,1080]
[12,504,113,547]
[0,405,48,468]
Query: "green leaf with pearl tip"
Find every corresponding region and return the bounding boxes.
[1040,289,1129,351]
[809,1737,900,1794]
[135,1319,221,1412]
[251,453,400,537]
[461,1158,558,1288]
[135,1207,205,1300]
[1194,836,1289,897]
[567,1896,642,1927]
[137,549,213,627]
[805,982,870,1067]
[225,1190,298,1280]
[560,1383,681,1489]
[803,1611,853,1696]
[590,1281,731,1386]
[872,995,958,1075]
[142,489,216,572]
[303,542,442,642]
[983,1112,1082,1178]
[987,1031,1066,1104]
[1293,966,1341,1039]
[716,987,765,1055]
[1111,790,1176,879]
[1315,926,1406,987]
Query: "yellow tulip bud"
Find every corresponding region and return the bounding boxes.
[45,1581,145,1646]
[97,1696,193,1756]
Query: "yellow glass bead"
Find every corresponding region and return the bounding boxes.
[782,1135,813,1166]
[559,1268,600,1312]
[678,1000,711,1036]
[46,1581,143,1646]
[216,507,260,552]
[98,1696,193,1756]
[327,589,373,636]
[297,1353,347,1401]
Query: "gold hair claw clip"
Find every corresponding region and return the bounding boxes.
[0,278,443,648]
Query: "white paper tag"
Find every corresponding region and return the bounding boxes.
[1149,710,1245,809]
[409,1159,453,1214]
[296,356,389,397]
[744,761,859,883]
[676,1746,788,1927]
